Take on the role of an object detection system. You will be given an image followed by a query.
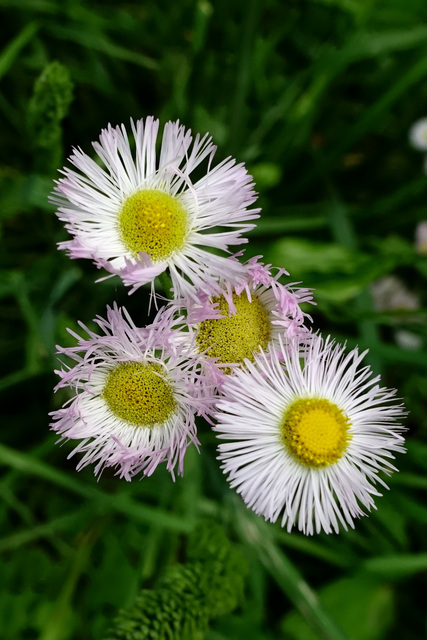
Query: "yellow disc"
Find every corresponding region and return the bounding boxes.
[196,292,271,370]
[118,189,188,261]
[281,398,352,467]
[103,361,176,427]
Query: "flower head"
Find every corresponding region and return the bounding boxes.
[214,334,405,535]
[51,116,259,298]
[51,304,213,480]
[415,221,427,255]
[409,117,427,151]
[181,256,314,381]
[371,275,420,313]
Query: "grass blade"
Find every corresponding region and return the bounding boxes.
[235,505,350,640]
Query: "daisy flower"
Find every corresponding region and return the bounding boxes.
[214,334,406,535]
[371,275,420,313]
[179,256,314,380]
[51,116,259,298]
[409,117,427,151]
[51,304,213,480]
[415,220,427,255]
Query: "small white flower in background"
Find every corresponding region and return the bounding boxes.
[50,305,214,480]
[51,116,260,298]
[415,221,427,254]
[214,335,405,535]
[409,117,427,151]
[371,275,419,313]
[395,330,423,351]
[172,255,315,384]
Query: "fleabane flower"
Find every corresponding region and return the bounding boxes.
[51,116,260,298]
[409,117,427,151]
[214,334,405,535]
[415,221,427,254]
[50,304,213,480]
[177,256,314,381]
[371,275,420,313]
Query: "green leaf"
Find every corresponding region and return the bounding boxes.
[47,25,158,70]
[0,22,38,80]
[269,238,365,275]
[0,174,55,221]
[361,554,427,580]
[281,575,394,640]
[234,506,350,640]
[267,238,392,302]
[249,162,282,190]
[0,443,193,533]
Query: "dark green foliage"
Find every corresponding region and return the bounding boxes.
[27,61,74,172]
[105,522,247,640]
[1,1,427,639]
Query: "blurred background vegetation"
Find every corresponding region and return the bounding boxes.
[1,0,427,638]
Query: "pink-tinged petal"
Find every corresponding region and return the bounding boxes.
[94,253,167,294]
[51,116,259,297]
[50,305,217,480]
[169,256,316,389]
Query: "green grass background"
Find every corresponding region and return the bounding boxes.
[1,0,427,638]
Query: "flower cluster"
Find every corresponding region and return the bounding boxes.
[51,116,405,535]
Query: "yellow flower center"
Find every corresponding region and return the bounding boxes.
[196,292,271,371]
[102,361,176,427]
[281,398,352,467]
[118,189,188,261]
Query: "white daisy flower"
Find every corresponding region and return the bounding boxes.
[214,335,406,535]
[51,304,214,480]
[371,275,420,313]
[415,220,427,254]
[51,116,260,298]
[409,117,427,151]
[180,255,314,382]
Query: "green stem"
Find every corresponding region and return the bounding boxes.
[0,443,194,533]
[235,505,350,640]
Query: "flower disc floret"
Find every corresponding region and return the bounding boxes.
[119,189,188,261]
[103,361,177,426]
[196,292,271,367]
[281,398,351,467]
